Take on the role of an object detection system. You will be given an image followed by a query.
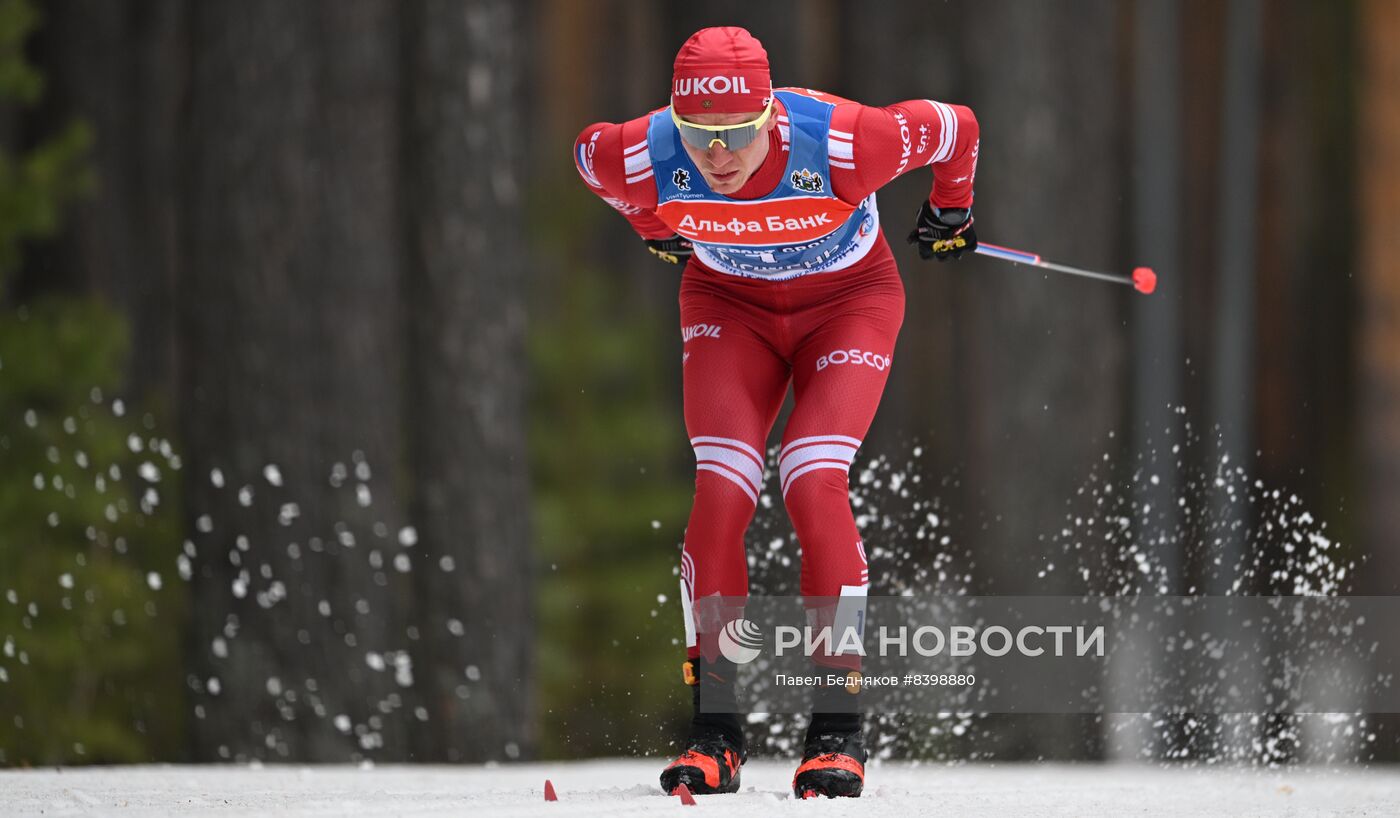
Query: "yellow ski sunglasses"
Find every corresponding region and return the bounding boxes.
[671,102,774,151]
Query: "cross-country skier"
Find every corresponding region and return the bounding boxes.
[573,26,979,799]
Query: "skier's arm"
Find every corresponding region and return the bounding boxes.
[827,99,979,209]
[573,117,676,241]
[823,98,979,261]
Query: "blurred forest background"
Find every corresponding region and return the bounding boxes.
[1,0,1398,767]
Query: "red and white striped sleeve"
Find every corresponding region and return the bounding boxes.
[826,98,979,210]
[573,115,674,240]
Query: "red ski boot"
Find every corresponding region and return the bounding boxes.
[660,732,745,795]
[792,728,866,798]
[659,659,747,795]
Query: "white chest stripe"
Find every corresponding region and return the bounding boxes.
[829,127,855,169]
[624,139,652,179]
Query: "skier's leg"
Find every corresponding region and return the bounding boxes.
[662,282,789,795]
[779,265,903,799]
[677,303,789,661]
[780,283,903,605]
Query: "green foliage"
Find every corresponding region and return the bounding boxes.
[0,0,93,281]
[0,119,94,276]
[0,302,187,767]
[0,0,184,766]
[0,0,43,103]
[528,160,696,758]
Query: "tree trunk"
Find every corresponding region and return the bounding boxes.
[843,1,962,462]
[400,0,534,763]
[1358,2,1400,591]
[1103,0,1190,764]
[1357,0,1400,764]
[29,0,184,403]
[1203,0,1264,764]
[1208,0,1261,588]
[178,0,410,762]
[958,0,1125,760]
[1130,0,1186,591]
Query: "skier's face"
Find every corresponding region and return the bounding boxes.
[679,110,775,195]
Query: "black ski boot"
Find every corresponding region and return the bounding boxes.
[793,727,867,798]
[792,673,865,798]
[659,658,747,795]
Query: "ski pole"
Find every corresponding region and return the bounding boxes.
[974,242,1157,294]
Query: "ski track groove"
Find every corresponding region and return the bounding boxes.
[2,759,1398,816]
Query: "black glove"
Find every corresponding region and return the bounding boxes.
[645,234,694,265]
[906,200,977,261]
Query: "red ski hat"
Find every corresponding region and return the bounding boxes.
[671,27,772,117]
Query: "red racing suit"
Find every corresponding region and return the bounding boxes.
[575,88,978,661]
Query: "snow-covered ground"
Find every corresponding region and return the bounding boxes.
[3,760,1399,816]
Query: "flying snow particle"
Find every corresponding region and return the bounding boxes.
[264,464,283,487]
[394,654,413,687]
